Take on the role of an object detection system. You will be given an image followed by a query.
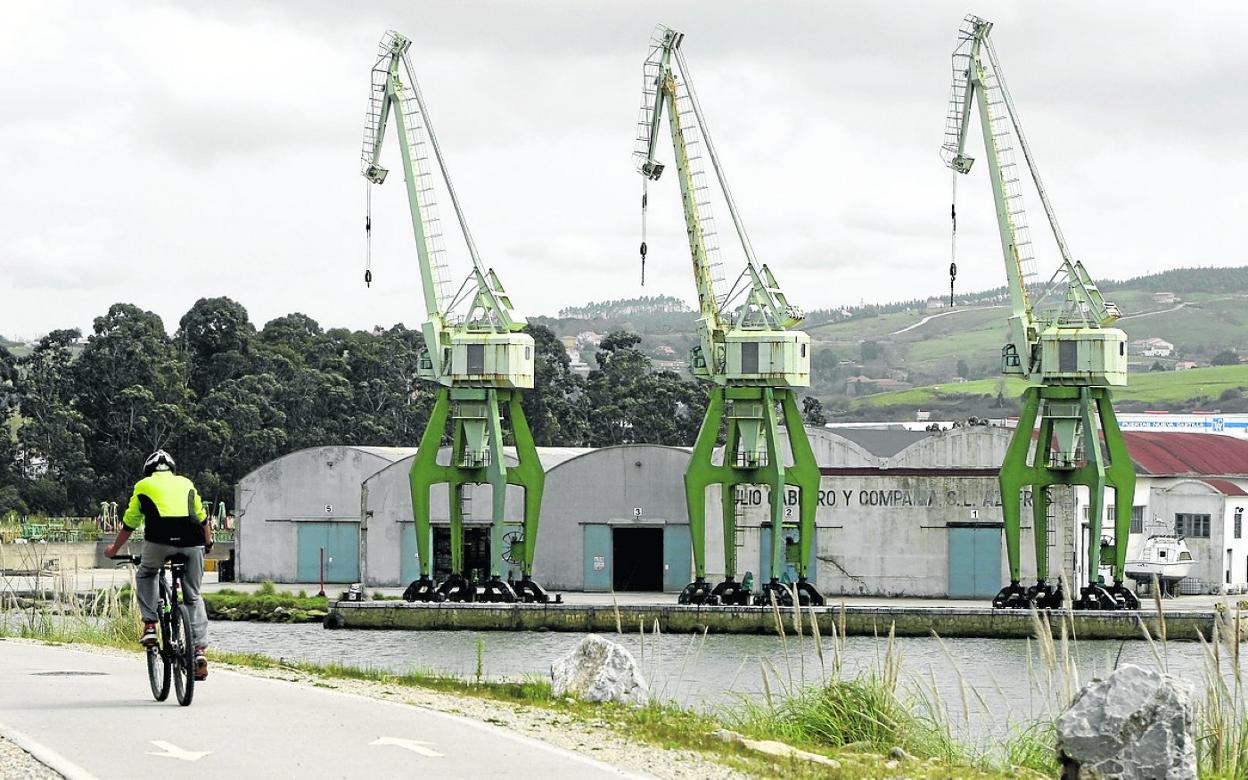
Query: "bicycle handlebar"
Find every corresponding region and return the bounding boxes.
[110,554,143,566]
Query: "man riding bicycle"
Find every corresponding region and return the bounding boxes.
[104,450,212,681]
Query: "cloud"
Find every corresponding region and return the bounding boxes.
[1,1,1245,338]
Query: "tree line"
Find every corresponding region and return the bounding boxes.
[0,299,713,517]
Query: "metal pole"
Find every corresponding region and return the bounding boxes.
[318,547,326,597]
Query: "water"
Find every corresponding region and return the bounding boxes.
[209,621,1225,740]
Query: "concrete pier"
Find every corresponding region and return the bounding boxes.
[327,600,1230,641]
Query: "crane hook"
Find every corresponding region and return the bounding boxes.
[640,184,648,286]
[364,182,374,288]
[948,174,958,307]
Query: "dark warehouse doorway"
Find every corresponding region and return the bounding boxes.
[432,526,491,582]
[612,527,663,591]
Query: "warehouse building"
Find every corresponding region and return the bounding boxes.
[235,446,415,583]
[359,447,588,586]
[533,445,693,592]
[235,428,1248,598]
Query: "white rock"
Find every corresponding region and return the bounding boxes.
[1056,663,1196,779]
[550,635,648,705]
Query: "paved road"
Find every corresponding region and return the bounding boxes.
[0,642,644,780]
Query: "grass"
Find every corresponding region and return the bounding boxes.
[855,364,1248,408]
[203,583,329,622]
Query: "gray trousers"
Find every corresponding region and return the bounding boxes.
[137,542,209,649]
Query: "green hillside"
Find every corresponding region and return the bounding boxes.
[857,365,1248,410]
[537,268,1248,416]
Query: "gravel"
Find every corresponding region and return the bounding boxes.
[0,735,61,780]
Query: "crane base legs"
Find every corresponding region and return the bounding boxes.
[406,387,550,604]
[994,385,1138,611]
[681,386,824,607]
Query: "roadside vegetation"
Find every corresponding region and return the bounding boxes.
[203,582,328,623]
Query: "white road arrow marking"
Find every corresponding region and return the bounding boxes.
[147,740,211,761]
[370,736,444,758]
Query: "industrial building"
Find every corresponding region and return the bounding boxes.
[234,429,1248,598]
[359,447,589,587]
[235,446,415,583]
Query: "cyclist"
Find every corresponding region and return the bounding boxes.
[104,450,212,681]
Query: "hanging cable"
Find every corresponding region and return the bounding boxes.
[949,171,958,307]
[639,179,648,286]
[364,182,373,288]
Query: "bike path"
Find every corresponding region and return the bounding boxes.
[0,641,645,779]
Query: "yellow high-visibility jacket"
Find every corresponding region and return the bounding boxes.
[122,470,207,546]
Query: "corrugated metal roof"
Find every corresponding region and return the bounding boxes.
[832,428,932,458]
[1202,478,1248,496]
[1123,431,1248,477]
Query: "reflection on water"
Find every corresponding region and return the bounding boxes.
[210,621,1222,739]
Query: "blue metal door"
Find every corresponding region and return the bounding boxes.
[662,525,692,592]
[399,522,425,584]
[297,524,326,582]
[947,525,1001,598]
[298,523,360,583]
[759,524,811,584]
[327,523,360,582]
[583,525,612,591]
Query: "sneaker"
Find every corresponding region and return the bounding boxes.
[195,647,208,681]
[139,623,158,648]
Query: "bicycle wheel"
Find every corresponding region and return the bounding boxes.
[171,604,196,706]
[147,628,171,702]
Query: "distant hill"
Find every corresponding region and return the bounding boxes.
[535,268,1248,415]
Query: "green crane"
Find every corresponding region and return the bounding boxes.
[634,25,823,607]
[941,15,1138,610]
[361,30,549,604]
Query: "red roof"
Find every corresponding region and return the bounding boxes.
[1202,478,1248,496]
[1123,432,1248,477]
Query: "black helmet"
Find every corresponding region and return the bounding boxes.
[143,449,176,476]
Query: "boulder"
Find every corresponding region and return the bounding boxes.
[550,634,648,705]
[1056,663,1196,779]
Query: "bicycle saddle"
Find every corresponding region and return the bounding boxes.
[167,553,190,570]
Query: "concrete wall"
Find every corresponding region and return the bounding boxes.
[0,542,101,573]
[535,445,691,591]
[236,446,413,582]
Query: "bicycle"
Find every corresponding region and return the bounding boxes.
[112,554,197,706]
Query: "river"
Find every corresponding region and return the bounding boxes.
[210,621,1231,741]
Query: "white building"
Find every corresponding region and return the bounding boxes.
[1131,337,1175,357]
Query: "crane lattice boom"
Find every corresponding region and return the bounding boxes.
[633,24,808,388]
[940,15,1126,388]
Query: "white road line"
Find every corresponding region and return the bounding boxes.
[0,720,99,780]
[146,740,211,761]
[370,736,444,757]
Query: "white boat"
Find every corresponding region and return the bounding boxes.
[1125,535,1195,587]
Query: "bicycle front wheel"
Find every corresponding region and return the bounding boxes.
[147,641,171,702]
[171,604,196,706]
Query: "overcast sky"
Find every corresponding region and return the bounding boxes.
[3,1,1246,339]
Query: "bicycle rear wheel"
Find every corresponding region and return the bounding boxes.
[147,638,171,702]
[171,604,196,706]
